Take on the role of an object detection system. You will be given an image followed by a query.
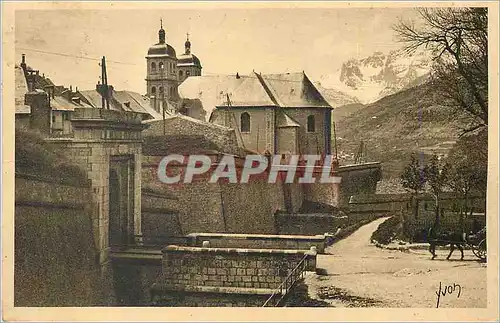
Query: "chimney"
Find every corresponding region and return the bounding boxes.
[44,85,55,99]
[236,72,240,79]
[21,54,26,71]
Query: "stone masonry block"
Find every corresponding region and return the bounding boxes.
[216,268,227,276]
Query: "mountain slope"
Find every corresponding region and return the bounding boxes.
[334,83,474,179]
[320,50,432,104]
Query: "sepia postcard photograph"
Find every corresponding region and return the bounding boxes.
[1,1,499,322]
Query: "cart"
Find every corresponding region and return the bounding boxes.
[468,227,487,261]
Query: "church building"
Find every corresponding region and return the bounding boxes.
[178,72,333,156]
[145,21,202,112]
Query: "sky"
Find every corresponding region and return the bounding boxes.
[15,7,420,94]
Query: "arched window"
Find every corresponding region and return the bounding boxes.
[151,62,156,71]
[151,86,156,95]
[241,112,250,133]
[159,86,164,94]
[307,115,315,132]
[159,62,164,70]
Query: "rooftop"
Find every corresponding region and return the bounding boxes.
[178,72,332,121]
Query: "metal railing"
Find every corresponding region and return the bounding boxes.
[262,255,309,307]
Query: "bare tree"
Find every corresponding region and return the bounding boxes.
[394,8,488,133]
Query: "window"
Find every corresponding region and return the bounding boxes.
[240,112,250,133]
[179,70,183,78]
[159,86,164,94]
[52,115,56,123]
[159,62,164,69]
[307,115,315,132]
[151,86,156,95]
[151,62,156,71]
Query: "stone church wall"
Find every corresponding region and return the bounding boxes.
[277,127,299,154]
[284,108,328,155]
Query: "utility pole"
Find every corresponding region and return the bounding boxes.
[100,56,110,109]
[332,121,338,160]
[226,93,245,150]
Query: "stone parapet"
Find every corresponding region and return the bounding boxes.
[187,232,326,253]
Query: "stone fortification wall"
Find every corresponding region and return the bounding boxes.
[15,173,102,306]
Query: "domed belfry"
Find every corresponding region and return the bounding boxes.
[146,19,178,110]
[177,33,202,83]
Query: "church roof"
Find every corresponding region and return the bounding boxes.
[259,73,331,108]
[147,43,177,58]
[276,110,300,128]
[177,53,202,68]
[178,74,276,121]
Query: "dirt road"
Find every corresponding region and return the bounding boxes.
[305,217,487,308]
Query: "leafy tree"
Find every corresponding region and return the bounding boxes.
[424,155,449,228]
[400,153,426,195]
[400,153,426,220]
[445,129,488,230]
[394,8,488,133]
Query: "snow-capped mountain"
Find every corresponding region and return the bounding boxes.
[319,49,432,104]
[314,82,360,107]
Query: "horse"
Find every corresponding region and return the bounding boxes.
[427,227,466,260]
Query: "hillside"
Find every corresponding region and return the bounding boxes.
[334,82,474,180]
